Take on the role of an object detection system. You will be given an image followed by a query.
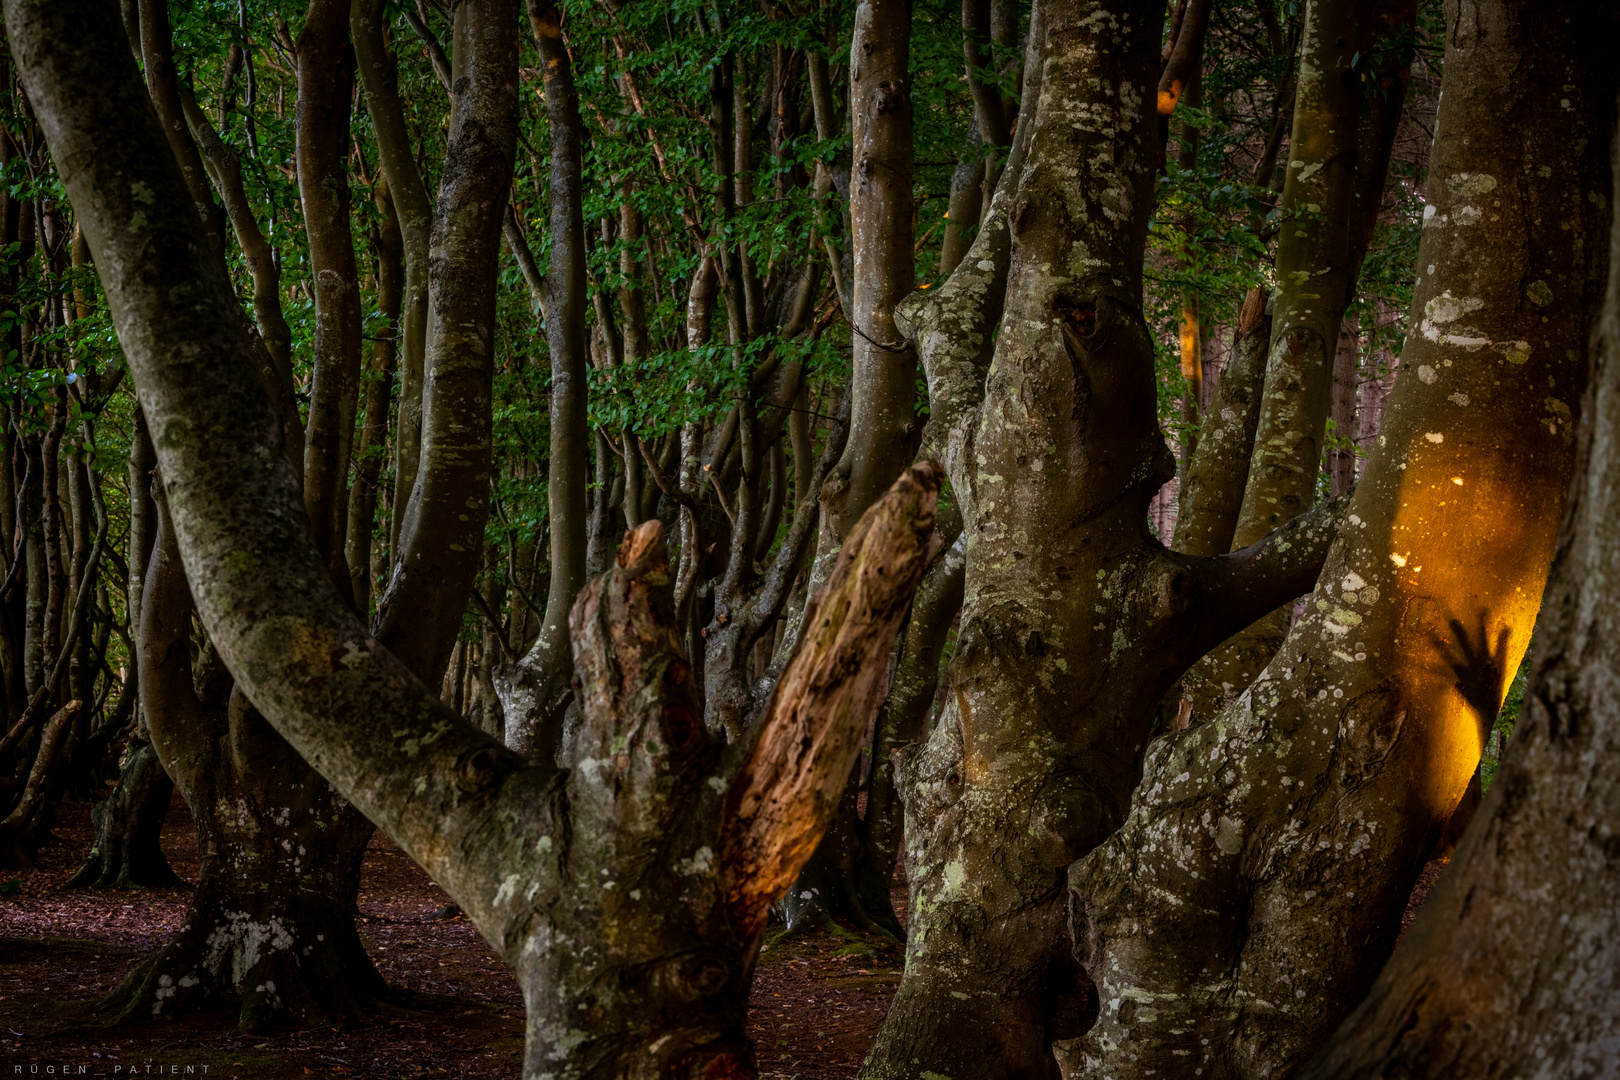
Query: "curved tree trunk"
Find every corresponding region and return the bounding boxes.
[1299,67,1620,1076]
[1067,4,1617,1073]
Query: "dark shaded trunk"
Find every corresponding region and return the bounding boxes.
[295,0,362,596]
[65,738,181,889]
[345,181,402,615]
[352,0,433,562]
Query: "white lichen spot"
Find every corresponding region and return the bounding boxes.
[1448,392,1470,407]
[677,846,716,876]
[1425,432,1445,444]
[1447,173,1497,197]
[1390,553,1408,568]
[494,873,523,907]
[1417,365,1438,384]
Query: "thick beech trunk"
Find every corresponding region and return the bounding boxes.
[1300,66,1620,1074]
[98,496,388,1032]
[1067,4,1617,1074]
[863,3,1342,1073]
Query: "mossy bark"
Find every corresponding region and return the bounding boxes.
[862,2,1344,1073]
[1299,81,1620,1074]
[1067,4,1617,1074]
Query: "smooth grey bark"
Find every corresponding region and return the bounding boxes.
[497,0,591,760]
[352,0,433,560]
[1067,3,1617,1073]
[372,0,517,682]
[1299,66,1620,1078]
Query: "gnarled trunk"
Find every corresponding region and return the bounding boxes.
[1067,3,1617,1074]
[863,2,1341,1073]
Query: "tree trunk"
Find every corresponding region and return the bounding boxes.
[1066,3,1617,1073]
[372,0,516,682]
[345,180,402,615]
[1173,286,1268,557]
[100,493,388,1033]
[352,0,433,563]
[295,0,362,596]
[1300,59,1620,1075]
[65,737,182,889]
[863,3,1340,1073]
[497,0,591,760]
[1178,0,1415,721]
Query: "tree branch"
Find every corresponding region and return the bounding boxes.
[720,461,943,940]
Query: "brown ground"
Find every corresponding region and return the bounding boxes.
[0,794,1448,1079]
[0,793,904,1079]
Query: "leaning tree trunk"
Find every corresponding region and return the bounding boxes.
[861,2,1343,1074]
[1066,3,1617,1074]
[1299,64,1620,1075]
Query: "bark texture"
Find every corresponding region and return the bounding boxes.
[13,8,941,1072]
[1299,65,1620,1077]
[1066,4,1617,1074]
[373,0,517,681]
[863,2,1343,1073]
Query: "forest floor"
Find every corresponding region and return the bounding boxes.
[0,792,906,1079]
[0,794,1446,1079]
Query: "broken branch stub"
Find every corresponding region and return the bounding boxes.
[722,460,943,939]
